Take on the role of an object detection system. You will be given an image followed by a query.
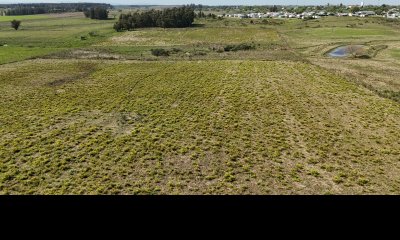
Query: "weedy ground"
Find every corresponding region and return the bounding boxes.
[0,13,399,194]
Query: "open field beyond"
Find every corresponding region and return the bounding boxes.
[0,13,115,64]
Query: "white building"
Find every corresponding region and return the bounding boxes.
[386,8,400,18]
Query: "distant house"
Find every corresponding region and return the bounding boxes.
[233,14,246,18]
[386,12,400,19]
[247,12,264,18]
[356,11,376,17]
[386,8,400,19]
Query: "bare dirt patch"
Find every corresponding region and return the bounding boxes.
[47,50,124,60]
[47,62,96,86]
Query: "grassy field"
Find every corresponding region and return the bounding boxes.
[391,49,400,59]
[0,13,400,194]
[0,46,60,64]
[0,13,116,64]
[0,15,51,22]
[101,27,279,46]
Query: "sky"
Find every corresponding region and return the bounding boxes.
[0,0,399,6]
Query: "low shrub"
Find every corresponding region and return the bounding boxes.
[151,48,170,56]
[224,43,255,52]
[89,32,98,37]
[171,48,183,54]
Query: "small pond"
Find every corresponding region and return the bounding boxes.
[328,45,366,58]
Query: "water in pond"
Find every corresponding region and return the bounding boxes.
[328,45,365,58]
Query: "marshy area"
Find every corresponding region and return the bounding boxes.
[326,44,388,59]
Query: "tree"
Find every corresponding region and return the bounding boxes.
[11,20,21,30]
[113,22,127,32]
[352,6,361,13]
[83,7,109,20]
[294,6,307,14]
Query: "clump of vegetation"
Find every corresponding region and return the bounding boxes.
[113,22,126,32]
[367,45,388,57]
[150,48,185,57]
[346,24,356,28]
[88,32,98,37]
[378,90,400,103]
[346,45,369,59]
[358,178,370,186]
[11,20,21,30]
[308,169,321,177]
[170,48,183,54]
[333,176,344,184]
[224,43,256,52]
[354,54,370,59]
[192,50,207,56]
[151,48,170,56]
[262,19,284,25]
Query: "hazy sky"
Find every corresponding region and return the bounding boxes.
[0,0,399,6]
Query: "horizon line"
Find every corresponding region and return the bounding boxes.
[0,3,397,6]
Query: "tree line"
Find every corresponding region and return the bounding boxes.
[83,7,109,20]
[114,6,195,31]
[1,3,111,16]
